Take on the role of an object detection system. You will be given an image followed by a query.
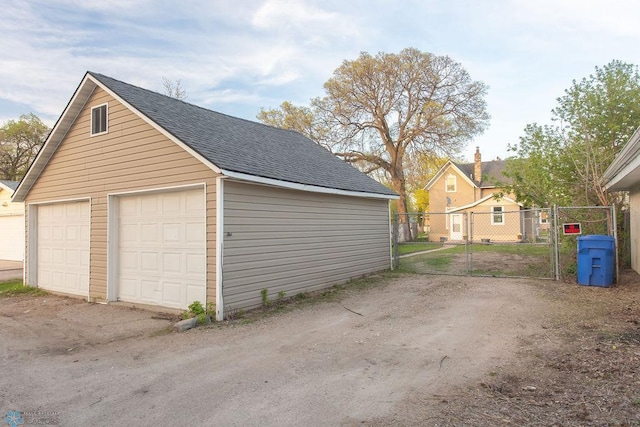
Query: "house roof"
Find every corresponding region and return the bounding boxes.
[424,159,507,191]
[14,72,397,202]
[602,125,640,191]
[447,193,521,213]
[454,159,507,188]
[0,180,18,193]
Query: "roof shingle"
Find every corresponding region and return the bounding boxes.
[90,72,396,197]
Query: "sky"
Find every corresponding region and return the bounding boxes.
[1,0,639,163]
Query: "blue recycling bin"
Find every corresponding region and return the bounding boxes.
[577,235,615,287]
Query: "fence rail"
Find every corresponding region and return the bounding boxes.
[393,205,617,281]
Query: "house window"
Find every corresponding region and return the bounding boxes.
[445,174,456,192]
[540,211,548,224]
[491,206,504,225]
[91,104,108,135]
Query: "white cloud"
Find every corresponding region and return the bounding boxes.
[1,0,639,161]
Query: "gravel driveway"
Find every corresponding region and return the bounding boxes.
[0,274,549,426]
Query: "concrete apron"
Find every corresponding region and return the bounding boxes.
[0,260,23,281]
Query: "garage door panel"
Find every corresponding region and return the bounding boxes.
[117,189,205,309]
[52,248,65,264]
[141,223,158,242]
[186,253,205,274]
[162,252,181,273]
[36,201,90,296]
[141,251,159,272]
[162,281,182,305]
[162,223,181,242]
[140,279,159,301]
[162,194,180,213]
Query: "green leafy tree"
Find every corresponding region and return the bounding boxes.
[503,60,640,208]
[259,48,489,238]
[0,113,49,180]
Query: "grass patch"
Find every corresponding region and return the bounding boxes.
[225,273,391,325]
[149,326,174,337]
[470,243,550,256]
[0,280,47,297]
[398,242,444,255]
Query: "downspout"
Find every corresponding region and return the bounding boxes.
[216,176,226,321]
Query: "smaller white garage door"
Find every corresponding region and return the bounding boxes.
[37,201,90,296]
[0,215,25,261]
[117,188,206,310]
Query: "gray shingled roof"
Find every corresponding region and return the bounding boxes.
[455,160,509,187]
[0,180,18,191]
[90,73,396,197]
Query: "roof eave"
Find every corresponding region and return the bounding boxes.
[603,125,640,191]
[221,169,399,200]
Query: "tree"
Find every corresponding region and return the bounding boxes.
[259,48,490,238]
[503,60,640,209]
[161,77,188,100]
[0,113,49,181]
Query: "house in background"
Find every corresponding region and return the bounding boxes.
[12,72,397,319]
[0,180,24,261]
[603,125,640,273]
[425,147,523,242]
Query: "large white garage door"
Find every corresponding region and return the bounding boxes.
[37,201,90,295]
[0,215,25,261]
[117,188,206,309]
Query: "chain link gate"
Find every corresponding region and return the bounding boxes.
[554,205,617,282]
[393,206,617,281]
[392,212,469,275]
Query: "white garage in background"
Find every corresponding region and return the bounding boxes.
[113,187,206,309]
[34,200,90,296]
[0,180,25,262]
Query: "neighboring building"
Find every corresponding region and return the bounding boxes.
[0,180,24,261]
[12,72,398,319]
[425,147,523,242]
[603,125,640,273]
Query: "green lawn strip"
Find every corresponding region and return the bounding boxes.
[0,280,47,297]
[398,242,445,254]
[469,243,551,256]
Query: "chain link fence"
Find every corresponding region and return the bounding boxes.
[554,206,617,281]
[393,206,618,282]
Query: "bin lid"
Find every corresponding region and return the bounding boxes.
[577,234,614,241]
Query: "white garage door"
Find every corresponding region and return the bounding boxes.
[37,201,90,296]
[117,188,206,309]
[0,214,25,261]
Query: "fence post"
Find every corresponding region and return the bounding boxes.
[553,204,560,281]
[468,212,473,275]
[392,213,399,269]
[612,204,619,283]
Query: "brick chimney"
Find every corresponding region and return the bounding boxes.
[474,146,481,183]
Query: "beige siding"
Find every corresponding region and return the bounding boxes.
[464,201,522,242]
[222,181,390,309]
[428,166,477,241]
[428,165,519,242]
[24,87,219,302]
[629,189,640,273]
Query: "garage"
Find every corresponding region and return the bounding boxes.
[0,215,24,261]
[13,72,396,316]
[115,188,206,309]
[36,201,90,296]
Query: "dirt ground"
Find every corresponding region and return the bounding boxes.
[1,272,639,426]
